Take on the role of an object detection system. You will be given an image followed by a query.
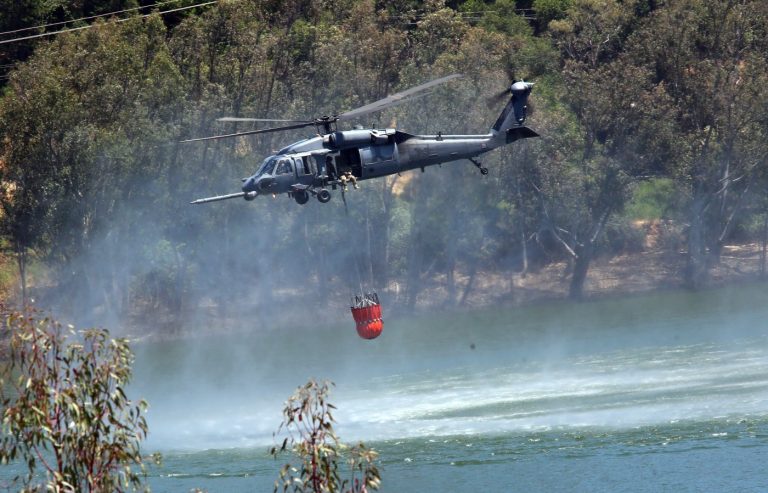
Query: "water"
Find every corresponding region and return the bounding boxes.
[132,284,768,492]
[8,285,768,491]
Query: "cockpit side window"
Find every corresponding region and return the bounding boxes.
[276,159,293,175]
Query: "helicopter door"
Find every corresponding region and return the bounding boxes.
[299,156,313,175]
[295,156,314,186]
[338,148,362,177]
[273,157,295,190]
[310,154,325,179]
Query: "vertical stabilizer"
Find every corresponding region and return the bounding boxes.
[491,81,534,135]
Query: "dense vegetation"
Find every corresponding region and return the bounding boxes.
[1,0,767,330]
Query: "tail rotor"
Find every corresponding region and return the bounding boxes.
[486,69,534,125]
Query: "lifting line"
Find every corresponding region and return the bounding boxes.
[341,188,366,298]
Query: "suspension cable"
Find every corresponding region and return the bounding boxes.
[341,190,366,297]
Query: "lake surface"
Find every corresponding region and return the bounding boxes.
[118,285,768,491]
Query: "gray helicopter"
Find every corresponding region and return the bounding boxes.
[188,74,538,205]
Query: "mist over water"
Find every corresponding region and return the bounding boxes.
[120,283,768,491]
[81,284,768,491]
[131,284,768,457]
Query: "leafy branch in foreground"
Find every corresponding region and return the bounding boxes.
[0,308,158,492]
[271,379,380,493]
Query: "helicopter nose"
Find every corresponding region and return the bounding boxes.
[241,176,259,193]
[257,176,275,192]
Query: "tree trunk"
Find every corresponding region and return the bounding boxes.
[445,207,459,306]
[569,242,593,301]
[405,231,423,311]
[446,258,456,306]
[516,174,529,278]
[685,196,709,289]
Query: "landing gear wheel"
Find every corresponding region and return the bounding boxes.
[294,190,309,205]
[317,189,332,203]
[469,157,488,176]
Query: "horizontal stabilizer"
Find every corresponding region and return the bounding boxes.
[506,126,539,143]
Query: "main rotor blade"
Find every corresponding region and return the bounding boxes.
[180,121,316,143]
[486,88,511,108]
[338,73,463,121]
[217,117,314,123]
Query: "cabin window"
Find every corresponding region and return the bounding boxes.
[301,156,311,175]
[360,144,395,164]
[373,144,395,161]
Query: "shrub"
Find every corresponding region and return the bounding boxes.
[0,308,157,492]
[625,178,682,221]
[271,380,381,493]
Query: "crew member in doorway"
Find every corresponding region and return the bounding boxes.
[325,155,337,180]
[340,170,358,190]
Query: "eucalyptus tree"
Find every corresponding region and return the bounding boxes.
[0,129,52,305]
[0,16,187,319]
[627,0,768,288]
[543,0,670,299]
[1,309,156,492]
[271,379,381,493]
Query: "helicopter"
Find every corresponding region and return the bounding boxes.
[187,74,538,205]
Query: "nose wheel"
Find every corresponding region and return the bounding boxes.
[469,157,488,175]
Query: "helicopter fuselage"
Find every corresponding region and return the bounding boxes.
[227,125,537,205]
[190,78,538,205]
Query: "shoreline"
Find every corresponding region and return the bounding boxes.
[122,242,767,342]
[5,242,766,341]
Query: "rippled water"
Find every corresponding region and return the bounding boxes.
[8,285,768,491]
[133,285,768,492]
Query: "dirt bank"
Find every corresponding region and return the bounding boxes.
[4,240,766,339]
[408,242,766,311]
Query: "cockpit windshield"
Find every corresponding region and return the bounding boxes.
[257,157,278,175]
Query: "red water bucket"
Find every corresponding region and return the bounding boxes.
[351,303,383,339]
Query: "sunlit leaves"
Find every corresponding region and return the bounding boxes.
[0,308,153,492]
[271,379,381,493]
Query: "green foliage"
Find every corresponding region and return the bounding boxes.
[476,0,533,37]
[271,380,381,493]
[624,179,681,221]
[534,0,571,28]
[0,308,156,492]
[1,0,768,316]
